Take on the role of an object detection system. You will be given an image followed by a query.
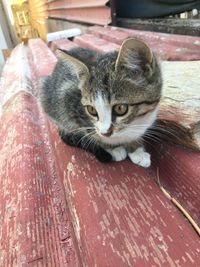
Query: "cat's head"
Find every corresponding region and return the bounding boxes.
[59,38,162,145]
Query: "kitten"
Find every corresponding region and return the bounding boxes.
[40,38,162,167]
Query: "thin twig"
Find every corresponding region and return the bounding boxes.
[156,168,200,237]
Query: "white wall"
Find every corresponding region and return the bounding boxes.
[0,1,14,74]
[2,0,18,46]
[0,24,6,74]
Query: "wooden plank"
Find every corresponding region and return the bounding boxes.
[1,37,200,266]
[47,6,111,25]
[117,18,200,36]
[0,42,79,267]
[157,61,200,150]
[48,34,200,249]
[88,25,200,60]
[74,33,119,52]
[47,123,200,267]
[150,143,200,227]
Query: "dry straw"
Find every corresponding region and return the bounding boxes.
[156,168,200,237]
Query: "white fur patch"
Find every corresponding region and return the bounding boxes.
[128,147,151,168]
[99,108,158,145]
[94,93,112,135]
[106,146,127,162]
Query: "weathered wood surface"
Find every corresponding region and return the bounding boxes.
[158,61,200,150]
[0,41,79,267]
[117,18,200,36]
[88,26,200,60]
[150,142,200,227]
[50,127,200,267]
[1,36,200,266]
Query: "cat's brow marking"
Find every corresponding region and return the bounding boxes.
[130,99,160,106]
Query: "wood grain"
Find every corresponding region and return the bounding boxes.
[157,61,200,150]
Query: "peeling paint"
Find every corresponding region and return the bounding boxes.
[67,162,74,172]
[0,41,79,266]
[1,36,200,267]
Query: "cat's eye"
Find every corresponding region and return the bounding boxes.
[113,104,128,116]
[86,105,98,116]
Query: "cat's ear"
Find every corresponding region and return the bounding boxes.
[57,50,89,86]
[115,38,154,76]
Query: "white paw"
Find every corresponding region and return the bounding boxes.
[106,147,127,162]
[128,147,151,168]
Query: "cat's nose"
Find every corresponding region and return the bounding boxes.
[101,127,113,137]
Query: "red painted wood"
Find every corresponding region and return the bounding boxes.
[1,36,200,266]
[48,124,200,266]
[48,39,78,54]
[0,42,79,266]
[47,6,111,25]
[88,26,200,60]
[30,0,111,26]
[47,29,200,266]
[74,33,119,53]
[46,0,109,9]
[150,143,200,226]
[28,39,57,77]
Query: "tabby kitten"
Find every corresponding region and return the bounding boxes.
[40,38,162,167]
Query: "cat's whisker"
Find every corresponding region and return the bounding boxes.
[140,136,156,147]
[144,128,183,146]
[148,126,183,143]
[77,131,95,147]
[136,137,144,146]
[89,137,97,152]
[83,134,95,150]
[79,131,96,149]
[85,137,97,155]
[143,133,162,144]
[156,129,181,140]
[112,121,151,129]
[69,128,95,140]
[121,123,151,127]
[151,124,178,133]
[118,129,147,135]
[86,135,98,153]
[153,132,182,144]
[69,126,95,134]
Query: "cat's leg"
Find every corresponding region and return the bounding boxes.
[106,147,127,162]
[127,144,151,168]
[59,129,112,163]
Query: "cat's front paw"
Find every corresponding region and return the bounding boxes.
[128,147,151,168]
[106,147,127,162]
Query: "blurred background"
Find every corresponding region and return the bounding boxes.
[0,0,200,73]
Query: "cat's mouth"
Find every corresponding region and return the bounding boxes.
[95,129,134,146]
[94,121,149,145]
[95,126,122,139]
[96,127,123,140]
